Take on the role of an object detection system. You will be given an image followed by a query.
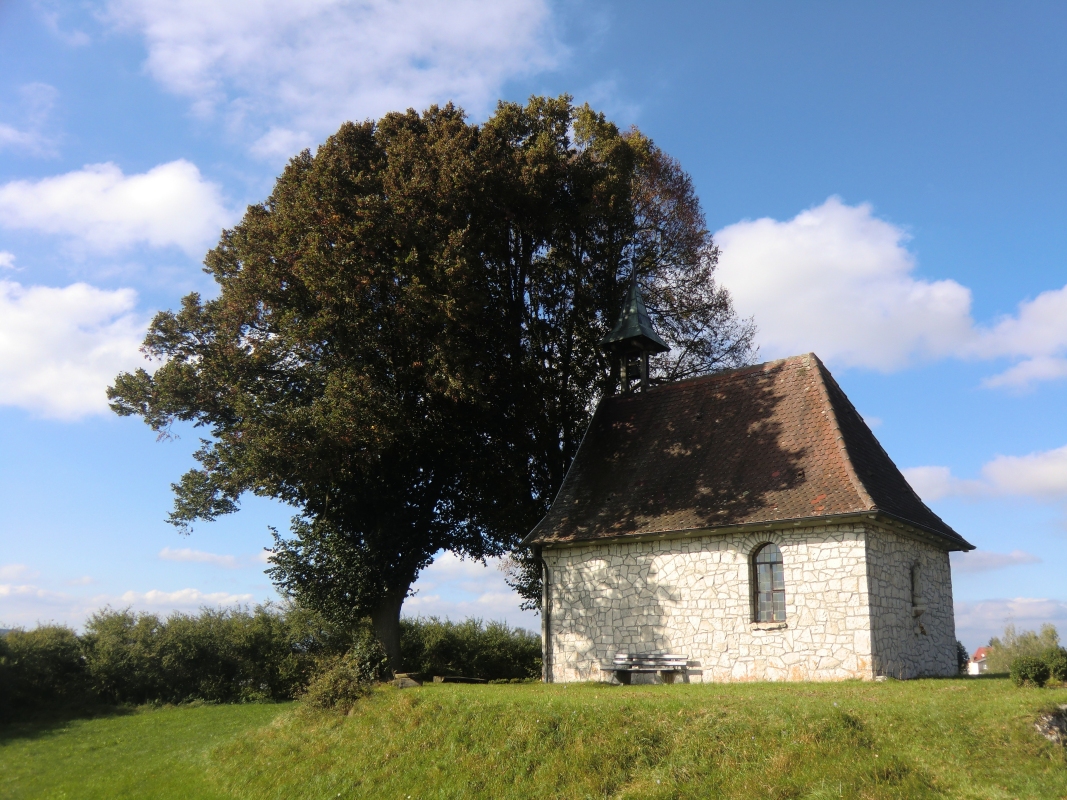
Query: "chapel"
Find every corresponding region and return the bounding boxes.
[523,280,973,683]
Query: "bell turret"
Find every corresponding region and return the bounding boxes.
[601,275,669,393]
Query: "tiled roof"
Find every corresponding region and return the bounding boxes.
[525,353,972,550]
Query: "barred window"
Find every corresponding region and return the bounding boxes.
[754,543,786,622]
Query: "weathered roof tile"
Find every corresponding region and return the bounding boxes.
[525,353,972,550]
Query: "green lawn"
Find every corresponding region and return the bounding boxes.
[2,679,1065,799]
[0,702,290,800]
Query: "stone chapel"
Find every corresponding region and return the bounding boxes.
[523,280,973,683]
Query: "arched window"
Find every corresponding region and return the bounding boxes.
[753,543,786,622]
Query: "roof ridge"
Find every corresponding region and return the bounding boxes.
[808,354,878,512]
[640,353,813,395]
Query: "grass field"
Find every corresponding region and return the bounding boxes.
[0,702,290,800]
[2,678,1065,799]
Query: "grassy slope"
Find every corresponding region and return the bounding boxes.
[213,679,1067,800]
[1,680,1064,799]
[0,702,290,800]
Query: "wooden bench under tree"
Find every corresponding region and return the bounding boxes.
[604,653,689,684]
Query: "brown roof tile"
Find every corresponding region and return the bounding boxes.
[525,353,972,550]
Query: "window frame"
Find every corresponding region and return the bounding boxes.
[752,542,787,623]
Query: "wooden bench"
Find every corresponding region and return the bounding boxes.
[605,653,688,684]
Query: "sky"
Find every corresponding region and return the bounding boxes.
[1,0,1066,653]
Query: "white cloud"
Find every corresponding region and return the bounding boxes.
[982,356,1067,390]
[715,197,1067,386]
[416,551,495,585]
[0,580,260,628]
[950,549,1041,574]
[955,597,1067,650]
[906,444,1067,502]
[0,582,73,627]
[0,583,63,600]
[106,0,558,159]
[37,4,92,46]
[902,466,980,502]
[404,552,538,630]
[0,83,59,156]
[66,576,95,586]
[0,279,145,419]
[0,564,40,581]
[982,445,1067,499]
[0,124,41,152]
[0,160,232,255]
[0,252,16,270]
[116,588,254,606]
[972,284,1067,360]
[159,547,240,568]
[716,197,975,372]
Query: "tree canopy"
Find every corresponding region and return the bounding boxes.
[108,96,755,666]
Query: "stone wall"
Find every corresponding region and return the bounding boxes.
[543,523,879,683]
[865,523,958,679]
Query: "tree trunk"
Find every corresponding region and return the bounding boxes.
[370,590,406,673]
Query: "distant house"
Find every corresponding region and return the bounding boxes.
[968,646,990,675]
[524,280,974,683]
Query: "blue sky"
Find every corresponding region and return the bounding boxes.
[1,1,1066,652]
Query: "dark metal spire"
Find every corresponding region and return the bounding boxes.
[601,274,670,354]
[601,274,669,393]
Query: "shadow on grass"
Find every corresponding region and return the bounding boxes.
[0,702,135,744]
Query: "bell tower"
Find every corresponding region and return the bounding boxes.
[601,275,670,393]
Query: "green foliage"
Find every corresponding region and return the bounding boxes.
[987,623,1060,673]
[1047,647,1067,683]
[300,659,373,713]
[0,626,88,718]
[346,629,392,683]
[0,607,538,718]
[107,96,755,663]
[1010,655,1051,687]
[399,617,541,680]
[300,633,389,713]
[81,606,319,705]
[956,640,969,674]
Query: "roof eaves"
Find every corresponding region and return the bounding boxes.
[527,510,881,549]
[871,511,975,552]
[526,508,974,551]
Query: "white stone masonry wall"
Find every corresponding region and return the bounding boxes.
[865,524,958,679]
[543,524,877,683]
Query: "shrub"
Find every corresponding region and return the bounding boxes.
[1045,647,1067,684]
[987,623,1059,674]
[0,626,89,718]
[0,608,537,716]
[301,634,388,713]
[1010,655,1050,688]
[82,605,320,705]
[400,617,541,680]
[345,629,391,683]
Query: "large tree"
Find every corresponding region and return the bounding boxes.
[109,96,754,667]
